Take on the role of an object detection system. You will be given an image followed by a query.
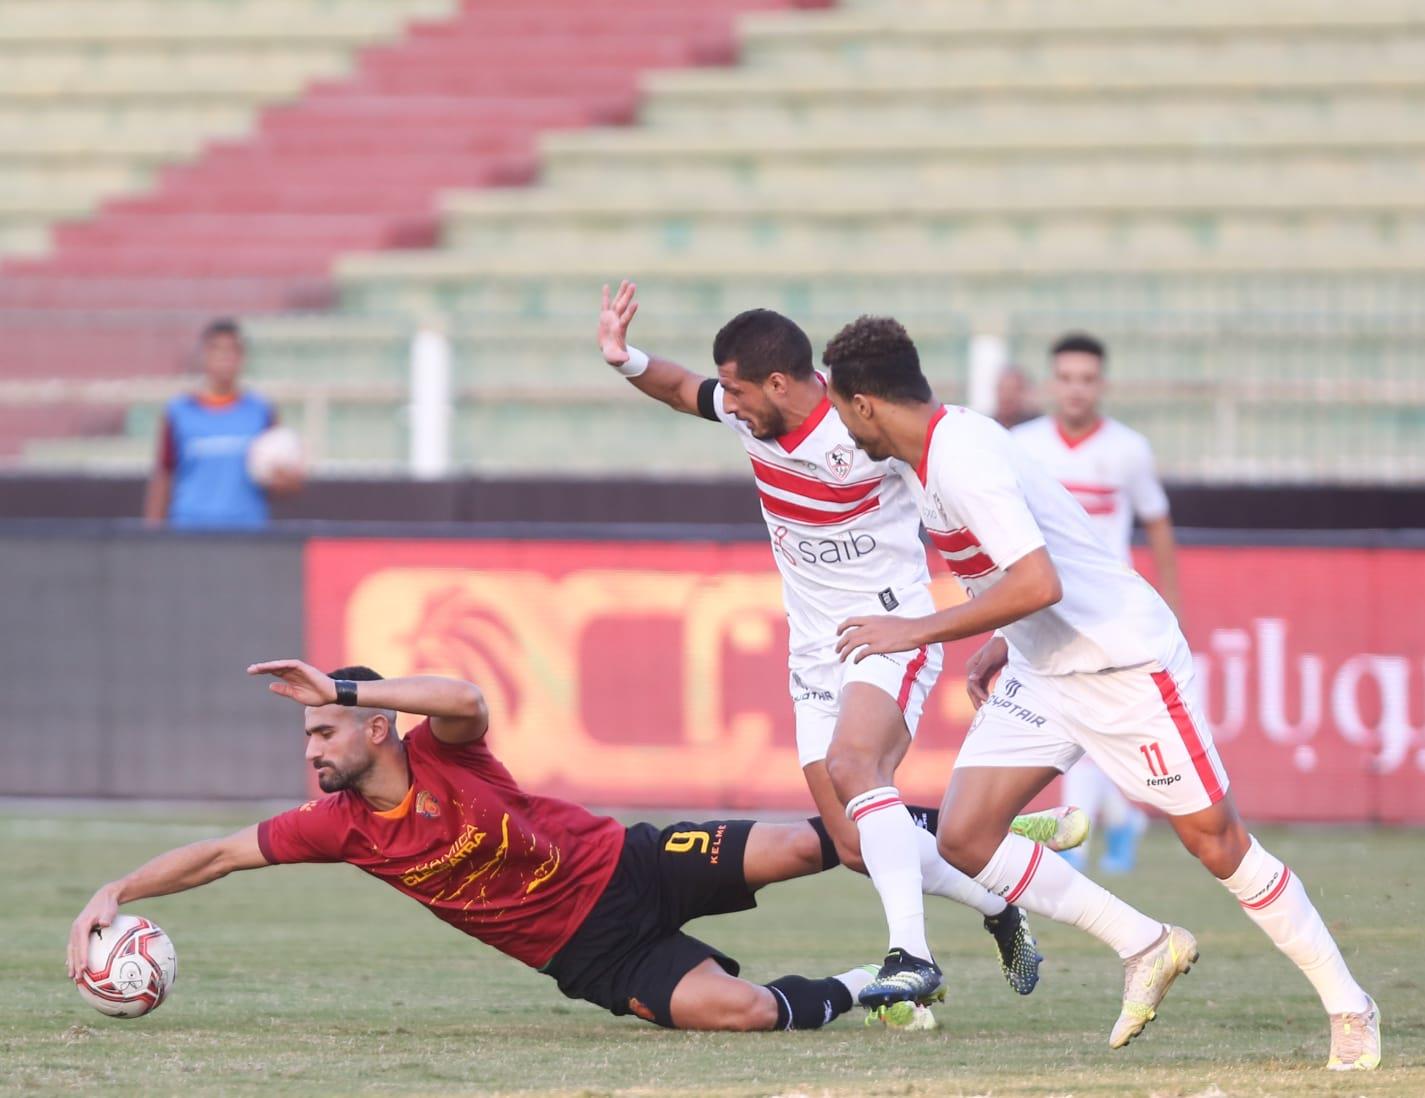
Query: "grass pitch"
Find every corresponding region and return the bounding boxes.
[2,807,1421,1097]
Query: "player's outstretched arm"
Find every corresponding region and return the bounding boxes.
[248,659,489,745]
[598,279,709,416]
[66,825,267,980]
[835,549,1062,662]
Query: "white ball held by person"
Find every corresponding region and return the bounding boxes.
[246,426,305,487]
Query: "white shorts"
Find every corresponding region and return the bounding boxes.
[956,637,1230,816]
[791,642,944,768]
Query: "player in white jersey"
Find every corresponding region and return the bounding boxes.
[822,316,1379,1069]
[1011,332,1179,608]
[596,281,1062,1012]
[1010,332,1181,873]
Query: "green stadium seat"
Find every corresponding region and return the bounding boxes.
[14,0,1425,479]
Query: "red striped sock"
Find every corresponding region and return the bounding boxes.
[974,832,1161,959]
[847,786,931,959]
[1223,836,1367,1015]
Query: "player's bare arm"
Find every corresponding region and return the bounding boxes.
[142,470,171,525]
[965,635,1010,709]
[247,659,488,745]
[67,826,267,981]
[834,549,1062,662]
[1142,515,1182,616]
[598,279,708,415]
[142,420,172,526]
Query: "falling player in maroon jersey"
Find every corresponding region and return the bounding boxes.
[68,661,879,1032]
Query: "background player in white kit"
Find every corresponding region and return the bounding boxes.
[823,316,1380,1069]
[596,281,1070,1014]
[1011,332,1182,873]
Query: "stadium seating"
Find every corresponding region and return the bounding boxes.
[0,0,813,457]
[0,0,806,282]
[305,0,1425,479]
[8,0,1425,479]
[0,0,461,451]
[0,0,457,262]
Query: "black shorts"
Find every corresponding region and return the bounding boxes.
[543,819,758,1028]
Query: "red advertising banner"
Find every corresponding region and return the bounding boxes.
[306,539,1425,822]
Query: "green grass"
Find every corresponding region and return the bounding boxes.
[1,808,1420,1097]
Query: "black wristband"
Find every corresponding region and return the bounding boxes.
[333,679,359,707]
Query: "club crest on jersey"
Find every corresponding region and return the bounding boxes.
[826,444,854,481]
[415,791,441,819]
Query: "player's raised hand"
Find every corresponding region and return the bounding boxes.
[835,615,923,663]
[247,659,336,706]
[598,280,639,366]
[67,885,119,982]
[965,635,1010,709]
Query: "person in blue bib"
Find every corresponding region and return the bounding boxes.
[144,319,301,529]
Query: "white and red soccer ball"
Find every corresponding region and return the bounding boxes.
[245,425,305,487]
[76,915,177,1018]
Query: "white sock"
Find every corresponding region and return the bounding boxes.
[974,832,1162,958]
[915,827,1006,917]
[833,965,874,1001]
[847,786,931,960]
[1222,836,1368,1015]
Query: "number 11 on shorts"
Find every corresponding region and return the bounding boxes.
[1140,742,1169,777]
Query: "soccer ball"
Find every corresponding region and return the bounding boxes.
[76,915,177,1018]
[245,425,304,486]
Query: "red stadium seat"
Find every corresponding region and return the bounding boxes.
[0,0,818,453]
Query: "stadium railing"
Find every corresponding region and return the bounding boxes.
[4,317,1424,482]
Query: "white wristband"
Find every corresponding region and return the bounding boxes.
[615,346,650,378]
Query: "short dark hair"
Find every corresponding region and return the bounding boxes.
[712,309,813,383]
[1050,331,1107,368]
[822,316,932,404]
[327,665,384,682]
[201,317,243,344]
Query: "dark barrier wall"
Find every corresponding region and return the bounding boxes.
[0,529,306,799]
[4,473,1425,529]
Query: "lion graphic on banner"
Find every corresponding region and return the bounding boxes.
[400,585,524,724]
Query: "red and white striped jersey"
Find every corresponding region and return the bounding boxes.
[902,405,1181,676]
[1010,415,1169,562]
[710,381,934,655]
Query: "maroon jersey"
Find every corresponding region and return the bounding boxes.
[256,720,625,968]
